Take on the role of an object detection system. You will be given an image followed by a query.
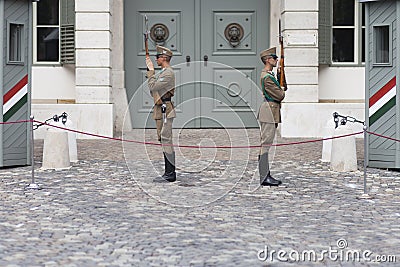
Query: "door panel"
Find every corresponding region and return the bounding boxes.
[200,0,269,127]
[124,0,196,128]
[124,0,270,128]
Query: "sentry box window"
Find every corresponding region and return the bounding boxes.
[373,25,392,66]
[8,22,25,64]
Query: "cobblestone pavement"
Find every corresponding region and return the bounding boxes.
[1,129,399,266]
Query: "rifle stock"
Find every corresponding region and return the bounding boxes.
[145,37,149,57]
[144,15,162,105]
[278,43,285,88]
[278,19,286,89]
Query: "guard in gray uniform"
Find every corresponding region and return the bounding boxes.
[258,47,286,186]
[146,45,177,182]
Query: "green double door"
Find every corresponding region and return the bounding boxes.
[124,0,270,128]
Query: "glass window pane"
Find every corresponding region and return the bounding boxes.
[362,28,365,63]
[333,0,355,26]
[332,29,355,62]
[362,4,365,27]
[9,24,23,62]
[374,26,389,63]
[37,0,59,25]
[37,27,59,62]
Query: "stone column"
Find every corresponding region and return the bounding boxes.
[280,0,321,137]
[75,0,112,103]
[73,0,114,138]
[111,0,132,132]
[281,0,319,103]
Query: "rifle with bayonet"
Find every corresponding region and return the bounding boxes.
[144,14,162,105]
[277,19,287,90]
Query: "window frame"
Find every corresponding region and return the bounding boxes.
[7,20,25,65]
[330,0,365,66]
[372,24,392,66]
[32,0,61,65]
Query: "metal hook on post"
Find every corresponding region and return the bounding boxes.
[332,112,364,128]
[60,112,68,125]
[332,112,373,199]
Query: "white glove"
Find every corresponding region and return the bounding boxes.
[145,57,154,71]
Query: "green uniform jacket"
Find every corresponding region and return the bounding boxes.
[147,66,176,120]
[257,70,285,123]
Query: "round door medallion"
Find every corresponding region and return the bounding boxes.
[224,23,244,48]
[227,82,242,97]
[150,23,169,45]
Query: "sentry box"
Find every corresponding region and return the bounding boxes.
[362,0,400,168]
[0,0,32,167]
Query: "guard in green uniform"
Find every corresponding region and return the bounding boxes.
[146,45,177,182]
[258,47,286,186]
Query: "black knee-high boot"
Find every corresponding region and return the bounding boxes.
[258,153,281,186]
[154,152,176,183]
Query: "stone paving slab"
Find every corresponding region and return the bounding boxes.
[0,129,399,266]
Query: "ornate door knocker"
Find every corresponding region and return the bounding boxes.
[224,23,244,48]
[150,23,169,45]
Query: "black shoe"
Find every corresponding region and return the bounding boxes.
[153,172,176,183]
[260,173,282,186]
[153,152,176,183]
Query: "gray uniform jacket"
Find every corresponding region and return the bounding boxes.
[257,70,285,123]
[147,66,176,120]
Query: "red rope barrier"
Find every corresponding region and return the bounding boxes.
[6,119,399,148]
[0,119,32,125]
[273,132,363,147]
[33,120,363,149]
[367,131,400,143]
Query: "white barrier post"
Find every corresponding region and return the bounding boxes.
[65,118,78,163]
[330,123,357,172]
[43,114,78,164]
[321,119,334,162]
[42,122,71,170]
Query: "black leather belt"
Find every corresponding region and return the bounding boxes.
[264,98,280,104]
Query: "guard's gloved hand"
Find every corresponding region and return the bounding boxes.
[277,71,288,91]
[145,57,154,71]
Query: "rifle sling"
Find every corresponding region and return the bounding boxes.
[261,74,281,104]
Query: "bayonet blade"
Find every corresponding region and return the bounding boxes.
[144,14,149,34]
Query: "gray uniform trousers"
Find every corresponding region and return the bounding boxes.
[156,118,174,155]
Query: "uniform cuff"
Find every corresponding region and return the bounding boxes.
[147,70,155,77]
